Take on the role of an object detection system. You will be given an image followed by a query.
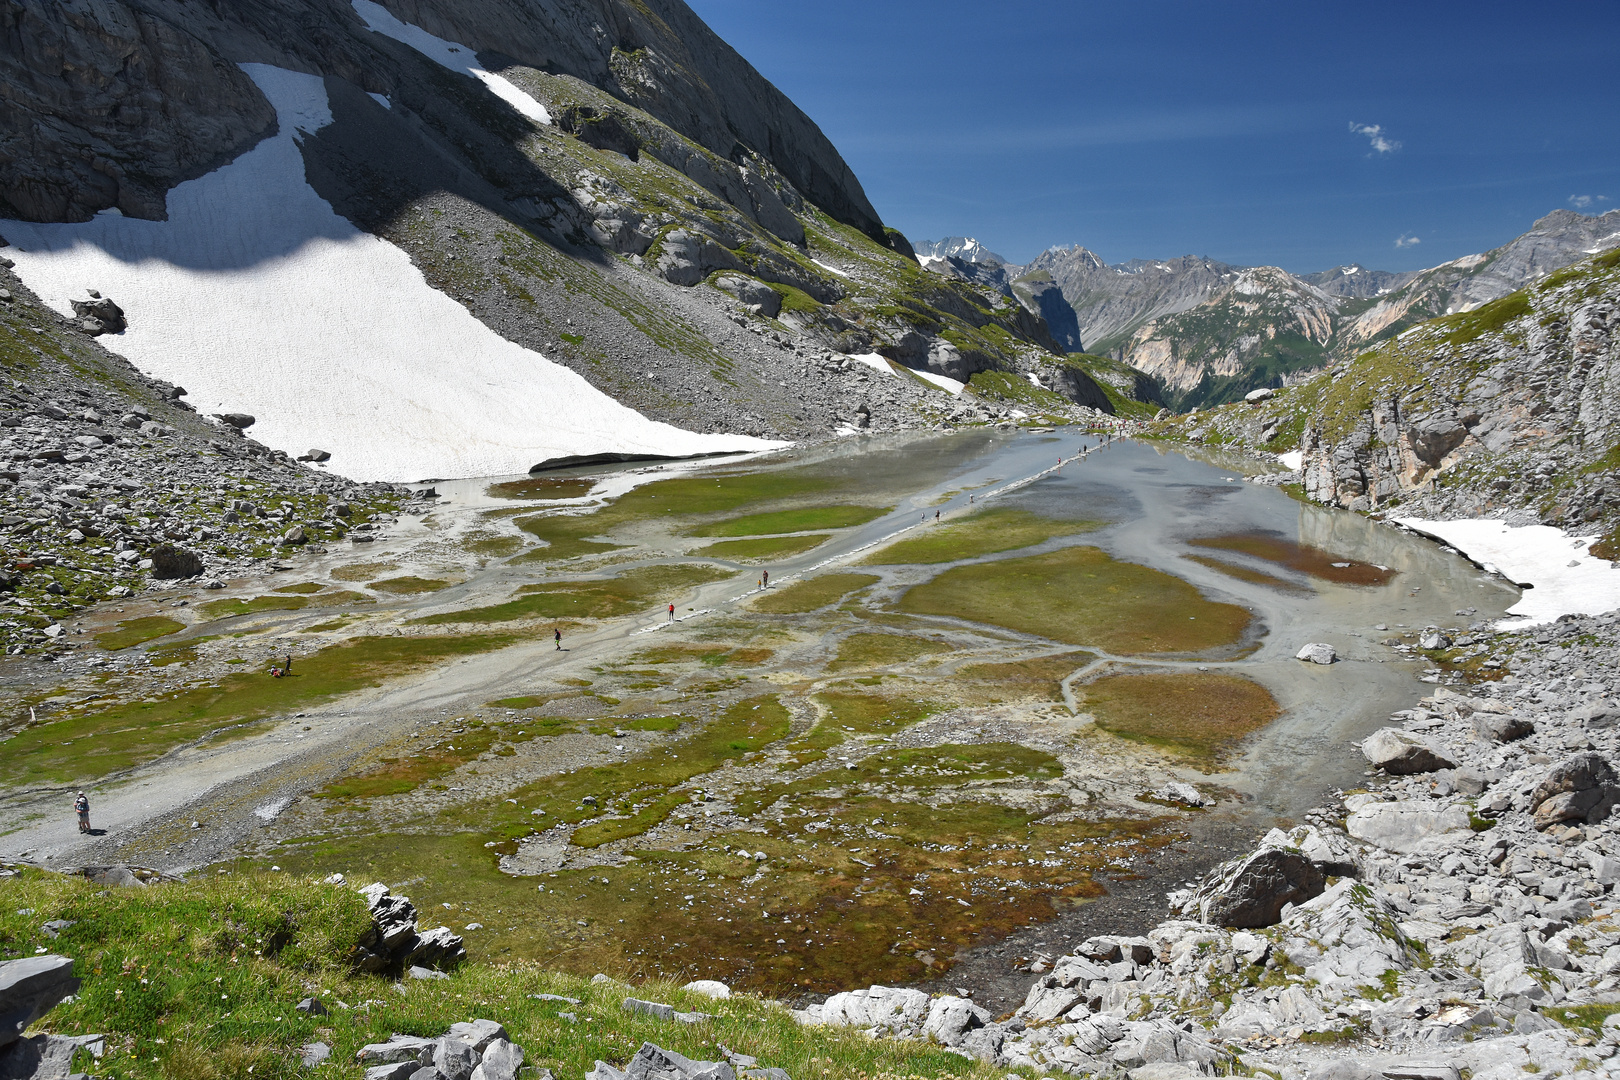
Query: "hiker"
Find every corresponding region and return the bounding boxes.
[270,665,282,678]
[668,603,675,623]
[934,510,940,522]
[762,570,769,588]
[284,654,292,674]
[554,628,562,650]
[74,791,89,833]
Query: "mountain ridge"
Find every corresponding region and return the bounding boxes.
[918,208,1620,410]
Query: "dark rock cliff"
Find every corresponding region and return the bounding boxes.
[0,0,883,239]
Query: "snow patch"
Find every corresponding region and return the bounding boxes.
[811,258,850,278]
[850,353,899,378]
[0,65,781,482]
[367,92,391,109]
[912,370,964,395]
[1395,517,1620,628]
[351,0,550,126]
[255,798,292,822]
[1278,450,1304,471]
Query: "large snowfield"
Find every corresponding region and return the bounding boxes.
[1396,517,1620,628]
[0,64,782,482]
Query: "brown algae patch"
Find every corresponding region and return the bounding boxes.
[1188,532,1396,586]
[958,651,1097,704]
[1183,554,1311,595]
[1076,671,1281,767]
[828,633,952,671]
[488,477,596,500]
[899,546,1252,655]
[859,507,1098,565]
[751,573,880,614]
[692,535,831,562]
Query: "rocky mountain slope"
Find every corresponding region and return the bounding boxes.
[944,210,1620,412]
[0,252,417,655]
[1153,247,1620,536]
[0,0,1098,479]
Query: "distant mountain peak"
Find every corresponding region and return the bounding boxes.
[913,236,1006,266]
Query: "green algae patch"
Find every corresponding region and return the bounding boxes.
[271,582,325,594]
[486,696,790,848]
[631,644,773,666]
[0,870,1019,1080]
[1077,671,1281,766]
[487,477,596,500]
[751,573,880,614]
[829,632,952,671]
[1184,553,1312,595]
[814,691,936,735]
[899,546,1252,654]
[958,651,1096,703]
[859,507,1098,565]
[1189,532,1395,587]
[0,633,517,786]
[94,616,184,651]
[738,743,1063,819]
[511,513,624,561]
[369,575,452,595]
[201,593,309,618]
[693,534,831,562]
[412,564,733,625]
[330,561,398,581]
[689,505,889,537]
[465,535,527,557]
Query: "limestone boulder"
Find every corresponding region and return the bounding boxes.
[1361,727,1457,774]
[1530,752,1620,830]
[1345,800,1472,853]
[1185,847,1325,928]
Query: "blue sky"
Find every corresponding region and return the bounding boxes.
[687,1,1620,272]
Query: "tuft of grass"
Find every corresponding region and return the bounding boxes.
[271,582,325,595]
[688,505,889,538]
[0,870,1016,1080]
[750,573,880,614]
[860,508,1097,565]
[330,561,398,582]
[899,546,1252,655]
[94,616,185,652]
[201,594,309,618]
[692,535,831,562]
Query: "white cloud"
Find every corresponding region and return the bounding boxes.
[1570,194,1610,209]
[1350,121,1401,154]
[1395,234,1422,249]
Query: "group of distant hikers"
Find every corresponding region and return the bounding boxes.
[268,654,293,678]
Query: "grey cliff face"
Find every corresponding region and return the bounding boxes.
[0,0,279,222]
[0,0,882,240]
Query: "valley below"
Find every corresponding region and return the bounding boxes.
[0,428,1516,1008]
